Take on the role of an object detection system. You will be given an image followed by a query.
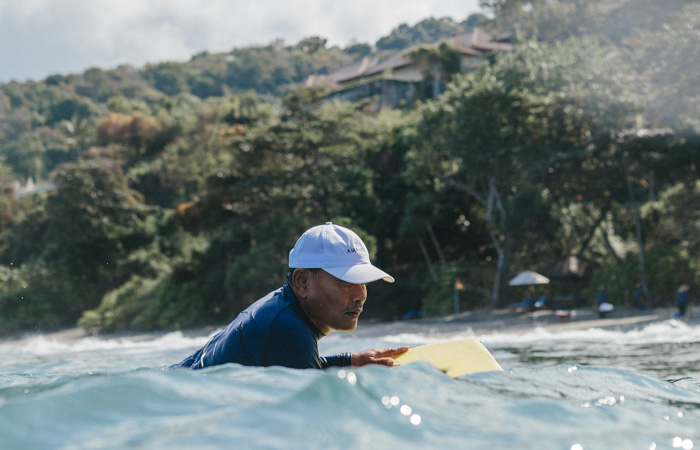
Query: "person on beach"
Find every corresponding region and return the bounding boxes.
[596,286,614,318]
[173,222,408,371]
[676,284,690,318]
[596,286,608,306]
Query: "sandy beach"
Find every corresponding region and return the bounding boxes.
[4,305,690,346]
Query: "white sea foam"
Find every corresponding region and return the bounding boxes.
[0,330,215,356]
[355,319,700,348]
[479,319,700,345]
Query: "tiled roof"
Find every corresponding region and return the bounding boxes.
[323,28,513,86]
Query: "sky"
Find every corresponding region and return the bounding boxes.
[0,0,482,84]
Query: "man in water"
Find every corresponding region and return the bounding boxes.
[173,222,408,370]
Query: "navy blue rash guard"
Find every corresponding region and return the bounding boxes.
[173,284,352,370]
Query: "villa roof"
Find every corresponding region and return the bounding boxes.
[316,27,513,87]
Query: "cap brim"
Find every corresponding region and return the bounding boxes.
[323,264,395,284]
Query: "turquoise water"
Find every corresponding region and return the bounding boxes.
[1,319,699,449]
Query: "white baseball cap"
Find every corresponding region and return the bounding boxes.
[289,222,394,284]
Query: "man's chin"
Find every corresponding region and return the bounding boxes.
[335,319,359,332]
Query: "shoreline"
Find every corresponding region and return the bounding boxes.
[2,305,690,345]
[347,306,677,340]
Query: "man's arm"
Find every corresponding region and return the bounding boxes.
[320,353,352,368]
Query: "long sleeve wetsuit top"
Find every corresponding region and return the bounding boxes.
[173,284,352,370]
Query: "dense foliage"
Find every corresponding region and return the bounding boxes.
[0,3,698,334]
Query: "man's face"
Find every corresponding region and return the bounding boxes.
[299,269,367,334]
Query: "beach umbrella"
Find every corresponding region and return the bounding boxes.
[508,270,550,286]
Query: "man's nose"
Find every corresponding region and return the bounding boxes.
[351,284,367,302]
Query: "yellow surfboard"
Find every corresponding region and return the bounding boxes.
[392,339,503,378]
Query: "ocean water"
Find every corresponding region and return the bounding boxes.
[1,318,699,449]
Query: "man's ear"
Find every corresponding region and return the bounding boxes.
[291,269,310,298]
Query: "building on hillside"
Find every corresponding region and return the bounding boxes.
[305,28,514,107]
[13,177,56,198]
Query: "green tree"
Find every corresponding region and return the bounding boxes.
[643,180,700,261]
[41,158,151,314]
[296,36,328,54]
[377,17,467,50]
[146,62,190,96]
[161,89,405,323]
[407,38,641,308]
[194,87,395,228]
[479,0,692,42]
[0,163,19,259]
[345,42,373,59]
[627,3,700,131]
[1,131,49,180]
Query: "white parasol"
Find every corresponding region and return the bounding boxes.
[508,270,550,286]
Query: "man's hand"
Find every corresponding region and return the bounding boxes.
[351,346,409,367]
